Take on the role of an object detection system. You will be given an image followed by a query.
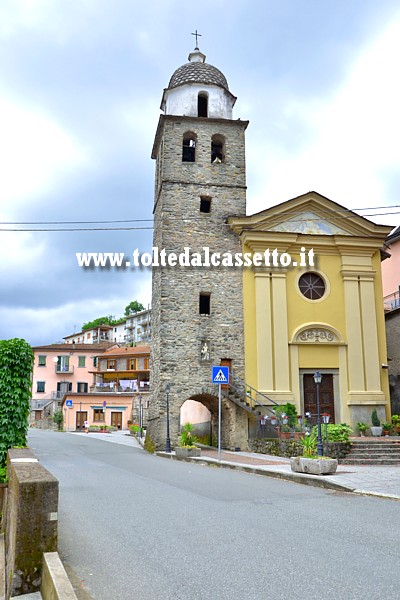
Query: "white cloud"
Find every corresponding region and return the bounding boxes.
[0,98,89,217]
[248,17,400,222]
[0,0,96,40]
[0,272,152,346]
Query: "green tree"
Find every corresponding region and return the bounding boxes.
[82,315,116,331]
[53,409,64,432]
[0,339,34,467]
[124,300,145,316]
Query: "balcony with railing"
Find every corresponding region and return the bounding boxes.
[384,291,400,313]
[90,383,150,393]
[55,365,74,374]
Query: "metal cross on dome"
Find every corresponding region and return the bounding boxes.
[191,29,202,48]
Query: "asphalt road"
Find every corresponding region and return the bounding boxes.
[29,429,399,600]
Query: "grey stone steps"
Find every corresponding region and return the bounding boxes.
[349,447,400,453]
[339,458,400,466]
[340,439,400,464]
[226,394,261,416]
[345,455,400,461]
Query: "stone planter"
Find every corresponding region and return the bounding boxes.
[370,426,383,437]
[175,447,201,459]
[290,456,338,475]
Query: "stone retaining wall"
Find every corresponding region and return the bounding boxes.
[249,438,352,460]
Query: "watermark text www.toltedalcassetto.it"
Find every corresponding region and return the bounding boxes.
[76,246,315,269]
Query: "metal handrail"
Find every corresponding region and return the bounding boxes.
[230,373,279,408]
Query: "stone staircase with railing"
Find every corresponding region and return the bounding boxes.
[340,438,400,465]
[225,374,279,419]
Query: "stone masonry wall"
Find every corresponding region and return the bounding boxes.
[385,310,400,414]
[149,115,249,449]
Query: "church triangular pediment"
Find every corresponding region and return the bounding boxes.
[270,210,350,235]
[229,191,393,239]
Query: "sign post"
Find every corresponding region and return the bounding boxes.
[212,366,230,462]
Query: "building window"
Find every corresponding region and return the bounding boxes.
[107,359,116,370]
[200,196,211,213]
[37,381,45,393]
[93,357,98,368]
[128,358,137,370]
[93,409,105,422]
[77,382,88,393]
[198,93,208,117]
[298,272,326,300]
[182,132,196,162]
[57,382,72,393]
[211,134,225,163]
[38,355,46,366]
[199,293,211,315]
[78,356,86,368]
[56,356,70,372]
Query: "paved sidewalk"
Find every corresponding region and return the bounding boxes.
[72,430,400,500]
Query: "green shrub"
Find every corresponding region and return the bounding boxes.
[53,409,63,431]
[0,466,7,483]
[357,422,367,434]
[0,339,34,468]
[130,424,140,433]
[144,434,155,454]
[301,434,317,458]
[273,403,298,426]
[311,423,352,442]
[179,423,198,448]
[371,409,380,427]
[196,434,217,447]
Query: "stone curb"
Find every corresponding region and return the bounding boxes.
[352,489,400,501]
[156,452,356,494]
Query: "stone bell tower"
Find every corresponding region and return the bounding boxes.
[147,44,249,449]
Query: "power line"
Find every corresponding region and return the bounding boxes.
[2,204,400,227]
[1,207,400,232]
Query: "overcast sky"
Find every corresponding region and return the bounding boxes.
[1,0,400,346]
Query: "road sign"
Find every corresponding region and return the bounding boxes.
[66,399,73,408]
[211,366,230,464]
[212,366,229,384]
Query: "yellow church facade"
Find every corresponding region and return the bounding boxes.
[229,191,392,427]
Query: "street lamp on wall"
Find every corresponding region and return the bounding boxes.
[313,371,323,456]
[165,384,171,453]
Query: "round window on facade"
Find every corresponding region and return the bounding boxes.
[298,272,326,300]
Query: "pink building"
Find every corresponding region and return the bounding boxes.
[31,342,115,418]
[382,226,400,305]
[61,393,134,431]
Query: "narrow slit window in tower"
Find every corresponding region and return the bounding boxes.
[199,293,211,315]
[198,93,208,117]
[182,134,196,162]
[211,135,225,163]
[200,196,211,213]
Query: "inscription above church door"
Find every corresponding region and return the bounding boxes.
[303,374,335,423]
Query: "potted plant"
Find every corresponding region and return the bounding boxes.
[382,422,392,436]
[293,424,304,440]
[290,433,338,475]
[370,409,382,437]
[280,424,292,440]
[175,423,201,458]
[357,422,367,437]
[391,415,400,434]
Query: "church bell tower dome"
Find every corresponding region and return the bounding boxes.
[160,46,237,119]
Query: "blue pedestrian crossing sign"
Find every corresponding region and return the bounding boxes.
[212,366,229,384]
[66,399,73,408]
